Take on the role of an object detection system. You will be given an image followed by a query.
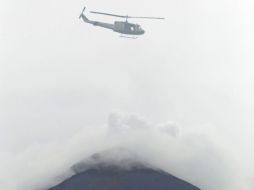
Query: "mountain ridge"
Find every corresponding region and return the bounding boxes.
[47,150,201,190]
[47,165,200,190]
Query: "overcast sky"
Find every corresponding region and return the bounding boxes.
[1,0,254,189]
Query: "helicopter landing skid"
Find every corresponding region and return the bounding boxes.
[119,35,138,39]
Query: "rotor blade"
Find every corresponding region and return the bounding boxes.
[90,11,165,20]
[90,11,126,18]
[128,16,165,19]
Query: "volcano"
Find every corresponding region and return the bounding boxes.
[47,150,201,190]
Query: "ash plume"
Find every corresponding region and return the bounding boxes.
[0,112,246,190]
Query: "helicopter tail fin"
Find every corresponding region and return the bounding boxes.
[79,6,93,24]
[79,6,86,19]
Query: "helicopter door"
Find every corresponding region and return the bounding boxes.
[114,22,125,32]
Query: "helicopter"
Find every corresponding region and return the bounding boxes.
[79,6,164,38]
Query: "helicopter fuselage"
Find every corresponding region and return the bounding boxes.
[80,11,145,36]
[114,21,145,35]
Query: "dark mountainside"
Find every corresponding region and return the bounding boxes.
[47,150,201,190]
[48,167,200,190]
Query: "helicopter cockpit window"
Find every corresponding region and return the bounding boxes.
[135,25,141,31]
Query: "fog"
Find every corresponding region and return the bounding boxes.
[1,0,254,190]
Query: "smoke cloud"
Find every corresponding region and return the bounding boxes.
[1,0,254,190]
[0,112,249,190]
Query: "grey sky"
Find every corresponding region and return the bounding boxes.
[1,0,254,189]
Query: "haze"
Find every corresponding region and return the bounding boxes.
[0,0,254,190]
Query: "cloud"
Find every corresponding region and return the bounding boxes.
[1,1,254,190]
[108,112,150,132]
[158,122,180,138]
[0,112,247,190]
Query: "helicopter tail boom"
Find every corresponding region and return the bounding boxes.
[79,6,115,31]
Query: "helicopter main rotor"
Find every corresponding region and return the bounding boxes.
[90,11,165,22]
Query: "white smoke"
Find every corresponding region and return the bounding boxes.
[0,112,248,190]
[1,1,254,190]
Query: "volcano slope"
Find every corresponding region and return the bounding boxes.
[47,149,201,190]
[47,165,200,190]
